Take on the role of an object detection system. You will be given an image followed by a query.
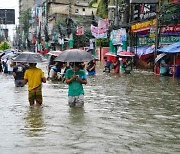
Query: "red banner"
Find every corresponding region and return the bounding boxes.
[170,0,179,3]
[160,25,180,34]
[76,25,84,35]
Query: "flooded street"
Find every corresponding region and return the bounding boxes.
[0,63,179,154]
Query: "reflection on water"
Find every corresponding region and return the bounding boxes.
[25,107,45,137]
[68,108,85,125]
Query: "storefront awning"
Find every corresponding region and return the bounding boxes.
[135,45,155,56]
[157,42,180,53]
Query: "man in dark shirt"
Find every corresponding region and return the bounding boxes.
[13,62,26,87]
[0,61,3,72]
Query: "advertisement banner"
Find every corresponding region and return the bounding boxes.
[149,27,156,38]
[110,28,127,45]
[76,25,84,35]
[131,19,156,32]
[98,19,109,29]
[160,25,180,35]
[139,35,180,45]
[91,24,107,39]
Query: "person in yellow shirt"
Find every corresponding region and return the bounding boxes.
[24,63,46,107]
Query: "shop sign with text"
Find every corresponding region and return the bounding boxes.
[139,35,180,45]
[131,19,156,32]
[160,25,180,35]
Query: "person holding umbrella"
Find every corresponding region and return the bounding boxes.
[24,63,46,107]
[54,49,93,107]
[65,62,87,108]
[13,51,46,107]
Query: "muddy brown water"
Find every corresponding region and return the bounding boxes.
[0,63,179,153]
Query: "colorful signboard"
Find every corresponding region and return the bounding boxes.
[139,35,180,45]
[170,0,179,3]
[91,24,107,39]
[76,25,84,35]
[131,19,156,33]
[110,28,127,45]
[160,25,180,35]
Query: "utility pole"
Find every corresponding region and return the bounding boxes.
[154,0,161,61]
[45,0,49,52]
[4,9,7,40]
[69,0,72,19]
[68,0,73,49]
[114,0,119,27]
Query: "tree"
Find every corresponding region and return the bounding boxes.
[0,41,10,50]
[160,3,180,26]
[19,9,31,49]
[89,0,109,18]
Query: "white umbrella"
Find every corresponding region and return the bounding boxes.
[154,53,167,64]
[47,50,62,56]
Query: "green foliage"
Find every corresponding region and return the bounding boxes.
[161,4,180,25]
[88,0,98,8]
[20,9,31,40]
[96,0,108,18]
[88,0,108,18]
[73,29,93,48]
[0,41,10,50]
[56,16,94,48]
[56,17,67,27]
[96,38,109,47]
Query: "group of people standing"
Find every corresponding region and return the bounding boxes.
[0,57,14,74]
[47,55,97,81]
[47,60,88,108]
[104,56,133,74]
[1,55,89,108]
[1,52,133,109]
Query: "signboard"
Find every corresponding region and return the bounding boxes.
[171,0,179,3]
[0,9,15,24]
[130,0,158,3]
[139,35,180,45]
[149,27,156,38]
[91,24,107,39]
[132,4,156,22]
[131,19,156,33]
[160,25,180,35]
[110,28,127,45]
[76,25,84,35]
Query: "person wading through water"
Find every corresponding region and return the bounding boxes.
[65,62,87,108]
[24,63,46,107]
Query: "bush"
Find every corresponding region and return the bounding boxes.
[0,41,11,50]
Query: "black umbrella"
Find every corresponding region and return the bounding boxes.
[13,52,43,63]
[54,49,93,62]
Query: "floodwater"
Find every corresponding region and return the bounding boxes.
[0,63,179,154]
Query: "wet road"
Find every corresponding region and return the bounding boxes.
[0,63,179,154]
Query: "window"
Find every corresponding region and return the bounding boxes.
[75,9,79,14]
